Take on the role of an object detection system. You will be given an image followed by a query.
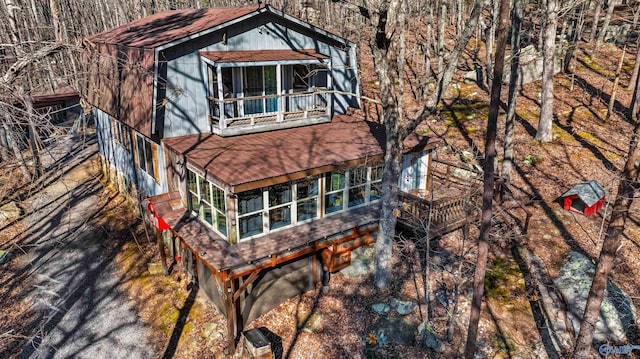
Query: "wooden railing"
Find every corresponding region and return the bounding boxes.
[397,190,480,235]
[208,89,331,130]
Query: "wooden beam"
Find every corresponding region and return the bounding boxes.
[233,271,260,302]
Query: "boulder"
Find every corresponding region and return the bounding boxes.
[418,322,445,353]
[554,251,636,342]
[340,246,375,277]
[363,317,416,348]
[390,298,417,316]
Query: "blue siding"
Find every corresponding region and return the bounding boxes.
[160,14,358,138]
[95,108,167,196]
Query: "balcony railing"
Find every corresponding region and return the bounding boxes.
[208,89,331,134]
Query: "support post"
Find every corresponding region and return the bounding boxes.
[157,230,169,276]
[224,279,237,355]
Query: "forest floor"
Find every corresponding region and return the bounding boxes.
[2,40,640,359]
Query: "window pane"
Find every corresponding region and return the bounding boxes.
[324,192,344,214]
[189,192,199,215]
[202,179,212,204]
[296,177,317,199]
[370,183,381,201]
[269,205,291,230]
[187,170,197,193]
[350,167,367,186]
[144,140,154,175]
[203,202,213,225]
[212,186,226,211]
[349,186,366,207]
[325,172,345,192]
[371,163,384,181]
[269,183,291,206]
[297,199,317,221]
[136,135,145,168]
[238,188,263,214]
[239,213,263,239]
[216,211,227,236]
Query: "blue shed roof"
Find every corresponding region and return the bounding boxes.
[561,180,606,207]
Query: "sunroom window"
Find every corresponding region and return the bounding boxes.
[187,169,227,237]
[324,171,345,214]
[268,183,292,230]
[238,188,264,239]
[348,166,368,207]
[296,176,318,221]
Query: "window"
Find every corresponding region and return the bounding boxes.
[243,66,277,115]
[348,166,368,207]
[324,171,345,214]
[269,183,292,230]
[296,176,318,222]
[292,64,310,92]
[187,169,227,237]
[370,162,383,201]
[238,188,264,239]
[134,133,159,184]
[113,119,130,153]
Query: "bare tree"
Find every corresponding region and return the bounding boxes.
[359,0,484,290]
[536,0,559,142]
[573,72,640,359]
[463,0,510,354]
[502,0,524,185]
[593,0,615,57]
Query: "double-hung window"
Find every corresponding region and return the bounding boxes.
[187,169,227,237]
[324,171,345,214]
[348,166,368,207]
[135,133,159,184]
[238,188,264,239]
[370,162,383,201]
[268,183,292,230]
[295,176,318,221]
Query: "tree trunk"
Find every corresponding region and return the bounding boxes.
[1,117,31,180]
[502,0,524,185]
[627,38,640,91]
[573,79,640,359]
[536,0,558,142]
[563,3,587,73]
[484,1,498,90]
[593,0,615,57]
[589,0,603,43]
[463,0,509,354]
[605,46,625,121]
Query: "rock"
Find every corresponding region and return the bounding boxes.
[465,45,564,87]
[390,298,416,316]
[340,246,375,277]
[554,251,636,342]
[372,303,390,316]
[202,322,218,339]
[418,322,445,353]
[543,234,552,240]
[0,201,21,224]
[147,262,165,275]
[298,312,323,333]
[364,317,416,348]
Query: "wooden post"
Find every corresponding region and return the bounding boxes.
[224,278,237,355]
[157,230,169,276]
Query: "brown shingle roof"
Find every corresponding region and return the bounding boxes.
[200,49,329,63]
[86,5,261,48]
[163,115,438,190]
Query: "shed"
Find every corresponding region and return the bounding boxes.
[560,180,606,216]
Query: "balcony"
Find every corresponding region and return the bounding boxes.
[209,88,332,137]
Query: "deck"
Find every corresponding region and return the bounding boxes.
[159,202,379,280]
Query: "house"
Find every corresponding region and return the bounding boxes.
[561,180,606,217]
[83,5,457,353]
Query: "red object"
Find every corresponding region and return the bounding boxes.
[560,181,606,217]
[147,198,171,231]
[175,255,182,261]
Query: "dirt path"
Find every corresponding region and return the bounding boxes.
[1,134,156,358]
